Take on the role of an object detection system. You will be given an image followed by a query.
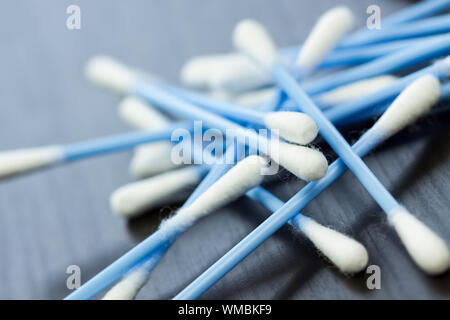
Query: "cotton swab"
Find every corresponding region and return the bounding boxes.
[303,33,450,95]
[335,81,450,127]
[236,75,398,109]
[246,187,368,273]
[160,84,319,144]
[100,67,320,146]
[119,97,182,178]
[234,20,450,274]
[323,56,450,124]
[189,38,409,93]
[173,75,447,300]
[66,155,269,300]
[110,165,208,217]
[0,122,189,180]
[316,75,398,108]
[102,245,168,300]
[281,57,450,116]
[86,56,328,182]
[295,6,354,75]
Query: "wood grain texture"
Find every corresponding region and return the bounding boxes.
[0,0,448,300]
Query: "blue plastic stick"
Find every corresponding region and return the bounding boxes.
[316,35,445,69]
[278,0,450,58]
[323,59,450,124]
[303,33,450,95]
[61,122,191,162]
[341,14,450,47]
[380,0,450,26]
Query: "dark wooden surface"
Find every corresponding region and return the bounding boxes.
[0,0,448,300]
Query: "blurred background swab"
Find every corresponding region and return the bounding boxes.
[338,81,450,127]
[0,122,189,180]
[303,33,450,95]
[233,75,398,108]
[119,96,183,178]
[314,75,398,108]
[182,0,450,91]
[184,37,424,93]
[66,154,270,299]
[190,33,450,101]
[110,165,208,218]
[173,75,446,300]
[234,20,449,274]
[86,56,328,182]
[323,56,450,124]
[214,33,450,97]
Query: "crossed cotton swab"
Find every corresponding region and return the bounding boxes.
[0,122,189,179]
[86,56,328,182]
[234,20,450,274]
[173,74,448,300]
[80,136,369,299]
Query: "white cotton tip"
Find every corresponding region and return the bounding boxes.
[296,6,354,71]
[300,218,368,273]
[0,146,64,179]
[85,55,137,94]
[130,142,180,178]
[102,267,149,300]
[160,155,268,232]
[373,75,440,138]
[110,166,203,218]
[234,87,276,107]
[118,96,170,130]
[318,75,398,107]
[209,54,271,94]
[389,207,450,275]
[270,142,328,181]
[264,111,318,145]
[180,54,226,89]
[233,20,277,70]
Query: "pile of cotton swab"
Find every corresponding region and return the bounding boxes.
[0,1,449,300]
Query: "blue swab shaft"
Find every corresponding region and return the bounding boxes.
[304,34,450,95]
[324,59,450,124]
[341,14,450,47]
[337,82,450,126]
[279,0,450,59]
[62,122,191,162]
[316,35,445,68]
